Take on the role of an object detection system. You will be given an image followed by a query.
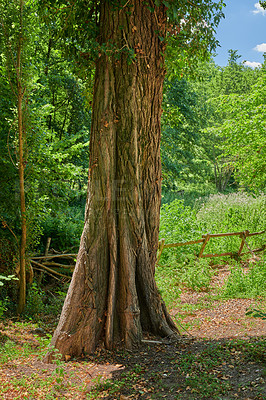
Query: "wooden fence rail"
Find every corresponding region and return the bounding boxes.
[157,230,265,265]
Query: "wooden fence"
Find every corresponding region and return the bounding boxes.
[29,230,265,280]
[157,230,265,265]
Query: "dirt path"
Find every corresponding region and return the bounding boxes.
[173,270,266,340]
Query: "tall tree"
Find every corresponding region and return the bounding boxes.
[44,0,225,361]
[0,0,29,313]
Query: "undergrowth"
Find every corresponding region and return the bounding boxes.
[159,192,265,266]
[222,258,266,298]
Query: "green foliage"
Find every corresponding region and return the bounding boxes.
[24,283,45,317]
[180,259,214,292]
[0,0,90,261]
[215,74,266,190]
[196,192,266,254]
[159,199,201,264]
[222,258,266,298]
[23,282,68,321]
[159,192,265,267]
[156,258,214,308]
[0,274,18,287]
[0,338,33,364]
[165,0,225,78]
[0,274,18,318]
[161,78,210,185]
[40,207,84,252]
[189,53,261,192]
[0,298,8,319]
[155,265,182,306]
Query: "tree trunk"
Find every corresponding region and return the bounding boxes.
[17,0,27,314]
[44,0,178,362]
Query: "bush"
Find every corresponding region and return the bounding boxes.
[40,207,84,252]
[155,265,182,306]
[180,259,214,292]
[24,281,68,321]
[0,274,18,318]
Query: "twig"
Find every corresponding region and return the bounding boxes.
[0,216,19,248]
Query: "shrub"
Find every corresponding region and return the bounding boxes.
[23,282,68,321]
[180,259,214,292]
[0,274,18,318]
[40,207,84,252]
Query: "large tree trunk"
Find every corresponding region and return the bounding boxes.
[45,0,178,362]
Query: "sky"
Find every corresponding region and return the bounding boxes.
[213,1,266,68]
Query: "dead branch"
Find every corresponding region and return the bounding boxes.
[31,260,71,280]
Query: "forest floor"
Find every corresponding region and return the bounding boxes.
[0,268,265,399]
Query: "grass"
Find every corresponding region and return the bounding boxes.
[156,255,266,311]
[0,325,76,399]
[159,191,266,266]
[222,259,266,298]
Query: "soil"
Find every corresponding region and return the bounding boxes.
[0,269,265,399]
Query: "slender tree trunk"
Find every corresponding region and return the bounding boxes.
[17,0,27,314]
[45,0,178,362]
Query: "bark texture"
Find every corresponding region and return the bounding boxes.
[17,0,27,314]
[45,0,178,362]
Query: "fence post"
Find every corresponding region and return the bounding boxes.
[238,231,247,256]
[242,230,255,256]
[198,234,210,258]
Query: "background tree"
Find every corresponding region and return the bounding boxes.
[161,78,209,188]
[215,73,266,190]
[189,52,260,192]
[0,0,32,313]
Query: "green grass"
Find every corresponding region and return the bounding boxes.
[159,191,266,266]
[222,258,266,298]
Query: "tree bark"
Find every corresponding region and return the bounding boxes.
[17,0,27,315]
[44,0,179,362]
